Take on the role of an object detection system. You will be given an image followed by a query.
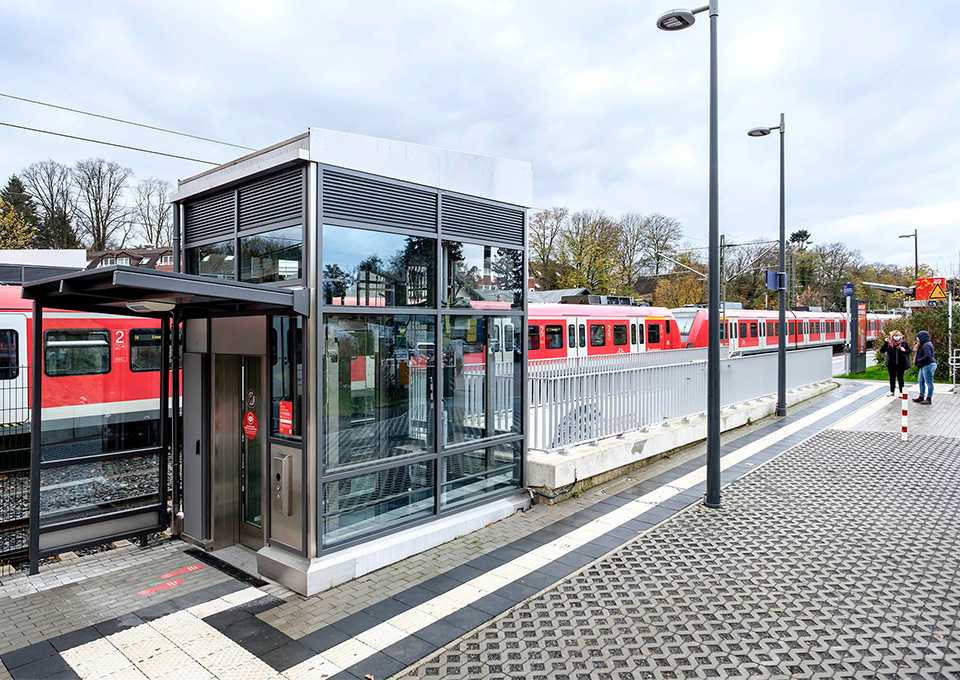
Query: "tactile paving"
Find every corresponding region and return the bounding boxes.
[401,431,960,678]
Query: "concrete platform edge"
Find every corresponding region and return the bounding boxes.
[528,380,838,498]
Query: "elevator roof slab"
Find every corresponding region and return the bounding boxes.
[22,265,309,319]
[173,127,534,208]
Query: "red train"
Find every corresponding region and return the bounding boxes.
[527,303,899,358]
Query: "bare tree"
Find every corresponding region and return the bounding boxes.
[20,159,80,248]
[133,178,173,247]
[74,158,133,250]
[528,207,568,290]
[614,212,646,294]
[640,213,683,277]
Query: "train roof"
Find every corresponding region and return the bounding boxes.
[0,285,30,312]
[530,303,675,318]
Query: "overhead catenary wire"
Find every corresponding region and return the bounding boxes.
[0,92,255,151]
[0,122,220,165]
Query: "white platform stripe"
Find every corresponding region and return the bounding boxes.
[58,386,878,679]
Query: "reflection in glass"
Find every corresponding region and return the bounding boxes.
[442,315,522,447]
[39,453,160,525]
[130,329,162,372]
[442,441,521,510]
[323,225,435,307]
[0,330,19,380]
[44,329,110,376]
[189,240,235,279]
[271,316,302,441]
[323,315,435,473]
[323,461,434,546]
[442,242,523,309]
[240,226,303,283]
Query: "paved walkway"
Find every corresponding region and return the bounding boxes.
[0,380,956,679]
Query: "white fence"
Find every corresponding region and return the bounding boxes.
[528,347,833,453]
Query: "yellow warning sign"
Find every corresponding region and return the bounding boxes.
[916,277,947,301]
[929,282,947,300]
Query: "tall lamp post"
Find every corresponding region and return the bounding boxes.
[748,115,787,416]
[657,0,721,508]
[899,229,918,292]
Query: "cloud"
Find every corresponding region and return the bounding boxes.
[0,0,957,274]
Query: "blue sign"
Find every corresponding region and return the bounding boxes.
[842,282,854,297]
[766,270,778,291]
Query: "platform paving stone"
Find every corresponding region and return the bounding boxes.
[400,429,960,679]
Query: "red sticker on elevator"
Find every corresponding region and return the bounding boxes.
[243,411,258,439]
[160,564,204,579]
[137,578,183,595]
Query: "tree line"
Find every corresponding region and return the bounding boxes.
[0,158,173,251]
[530,209,925,311]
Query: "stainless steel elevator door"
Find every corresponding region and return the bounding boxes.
[239,356,264,550]
[212,355,241,550]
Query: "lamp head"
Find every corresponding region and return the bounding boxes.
[657,9,696,30]
[747,127,772,137]
[899,234,913,239]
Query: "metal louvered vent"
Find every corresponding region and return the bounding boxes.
[238,167,304,231]
[441,195,525,247]
[322,170,437,232]
[184,191,234,244]
[0,265,22,284]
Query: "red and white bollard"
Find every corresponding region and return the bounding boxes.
[901,393,908,442]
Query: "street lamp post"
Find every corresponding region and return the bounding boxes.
[899,229,918,291]
[657,0,721,508]
[747,113,787,417]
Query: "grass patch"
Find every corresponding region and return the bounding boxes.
[838,363,951,383]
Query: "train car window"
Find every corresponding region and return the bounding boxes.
[841,321,845,333]
[631,323,637,345]
[750,322,758,338]
[0,330,19,380]
[44,329,111,376]
[568,324,576,348]
[504,324,514,352]
[545,325,564,350]
[739,322,747,338]
[490,325,501,353]
[130,329,163,372]
[637,323,645,344]
[579,324,586,348]
[767,322,774,336]
[720,323,726,341]
[647,324,660,344]
[613,324,628,346]
[665,319,672,333]
[590,324,606,347]
[527,325,540,351]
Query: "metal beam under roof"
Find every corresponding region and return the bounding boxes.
[22,266,309,319]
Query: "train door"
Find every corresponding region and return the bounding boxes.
[646,318,665,351]
[663,318,675,349]
[630,318,645,353]
[0,313,28,425]
[568,317,588,358]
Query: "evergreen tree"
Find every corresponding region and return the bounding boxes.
[0,175,39,233]
[34,208,80,249]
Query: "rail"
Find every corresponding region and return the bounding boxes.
[528,346,833,453]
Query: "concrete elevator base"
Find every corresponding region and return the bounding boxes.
[256,491,531,596]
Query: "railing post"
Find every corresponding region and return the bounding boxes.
[28,302,42,575]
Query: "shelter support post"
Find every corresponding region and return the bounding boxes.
[159,315,170,532]
[171,310,181,533]
[29,303,42,575]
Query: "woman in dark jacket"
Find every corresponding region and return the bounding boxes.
[913,330,937,404]
[879,330,910,396]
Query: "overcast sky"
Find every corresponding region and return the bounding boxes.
[2,1,958,274]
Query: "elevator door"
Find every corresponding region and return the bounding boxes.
[239,356,264,549]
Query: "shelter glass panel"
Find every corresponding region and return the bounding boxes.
[322,460,435,547]
[441,441,521,510]
[322,314,435,474]
[240,225,303,284]
[441,242,522,310]
[323,225,435,307]
[442,315,522,447]
[39,454,160,527]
